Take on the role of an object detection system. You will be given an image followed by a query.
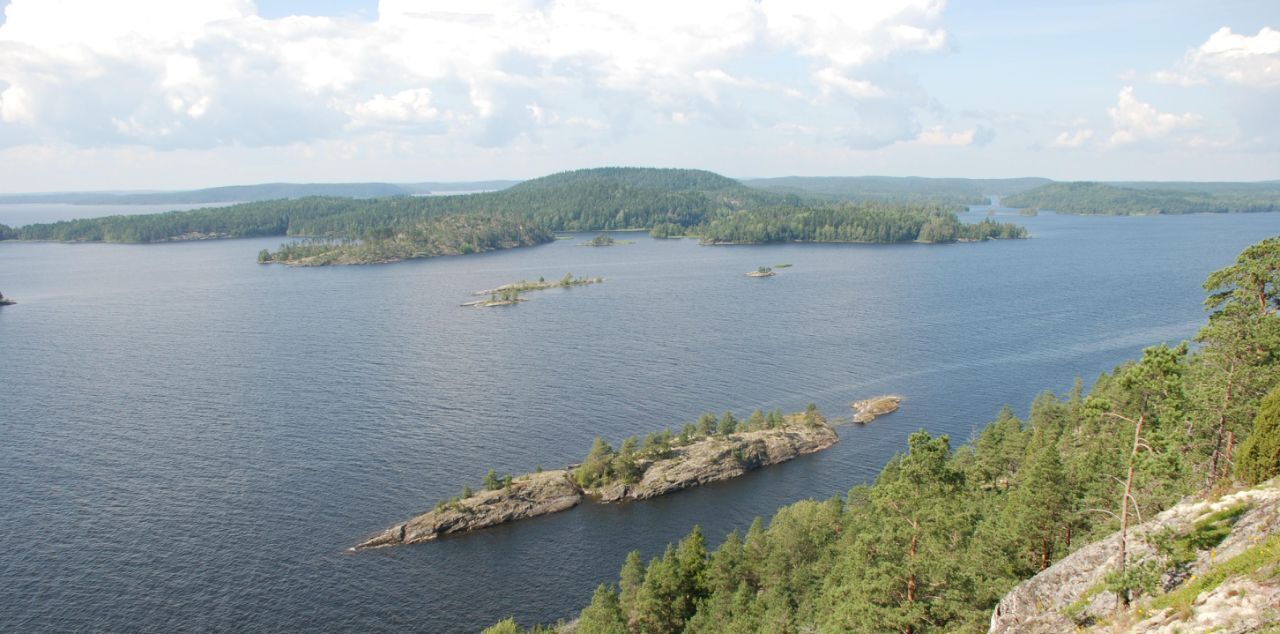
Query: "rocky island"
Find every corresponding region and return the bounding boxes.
[353,406,838,550]
[581,234,626,247]
[746,266,776,277]
[0,292,13,306]
[851,394,901,423]
[353,469,583,549]
[462,273,604,307]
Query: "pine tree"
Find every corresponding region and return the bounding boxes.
[696,412,716,436]
[1237,382,1280,484]
[819,431,974,633]
[483,469,502,490]
[576,584,625,634]
[576,437,615,487]
[1005,428,1070,572]
[617,550,645,620]
[718,411,737,436]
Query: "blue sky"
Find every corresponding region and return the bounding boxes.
[0,0,1276,191]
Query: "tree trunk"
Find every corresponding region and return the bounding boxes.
[1208,365,1237,488]
[1118,412,1144,609]
[1223,431,1235,480]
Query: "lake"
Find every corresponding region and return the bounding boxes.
[1,208,1278,632]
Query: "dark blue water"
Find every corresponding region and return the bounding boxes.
[2,210,1278,632]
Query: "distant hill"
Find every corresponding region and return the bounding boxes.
[2,167,783,242]
[743,176,1051,208]
[0,182,416,205]
[400,180,521,194]
[1003,181,1280,215]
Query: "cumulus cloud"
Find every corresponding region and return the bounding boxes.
[1154,26,1280,88]
[913,125,976,146]
[1106,87,1202,146]
[1050,128,1094,149]
[0,0,951,150]
[1153,26,1280,149]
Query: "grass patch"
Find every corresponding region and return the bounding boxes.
[1155,503,1250,566]
[1063,580,1108,620]
[1149,532,1280,613]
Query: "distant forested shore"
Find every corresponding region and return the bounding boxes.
[1004,180,1280,215]
[0,168,1029,265]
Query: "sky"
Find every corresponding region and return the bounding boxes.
[0,0,1277,191]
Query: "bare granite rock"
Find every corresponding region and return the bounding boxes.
[851,395,902,423]
[989,480,1280,634]
[599,419,839,501]
[352,469,582,550]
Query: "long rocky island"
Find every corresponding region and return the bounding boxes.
[353,406,839,550]
[461,273,604,307]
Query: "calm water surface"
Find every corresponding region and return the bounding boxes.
[2,209,1279,632]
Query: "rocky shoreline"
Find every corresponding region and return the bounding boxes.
[352,414,838,550]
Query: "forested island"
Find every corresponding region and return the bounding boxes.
[1,168,1029,265]
[582,234,621,247]
[353,406,838,549]
[699,206,1027,244]
[1004,181,1280,215]
[484,237,1280,633]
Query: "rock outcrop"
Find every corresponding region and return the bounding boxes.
[353,414,841,549]
[596,422,838,501]
[989,480,1280,634]
[851,395,901,423]
[353,470,582,550]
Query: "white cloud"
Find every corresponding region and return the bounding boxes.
[1155,26,1280,88]
[349,89,441,126]
[0,0,950,150]
[913,125,975,146]
[1050,128,1094,148]
[1106,86,1202,146]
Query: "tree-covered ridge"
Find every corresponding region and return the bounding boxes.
[1003,181,1280,215]
[744,176,1051,209]
[258,215,552,266]
[0,182,418,205]
[6,168,779,243]
[489,237,1280,634]
[10,197,368,243]
[698,205,1028,244]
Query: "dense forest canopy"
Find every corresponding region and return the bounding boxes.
[743,176,1051,209]
[3,167,1027,263]
[698,205,1026,244]
[488,237,1280,633]
[1004,181,1280,215]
